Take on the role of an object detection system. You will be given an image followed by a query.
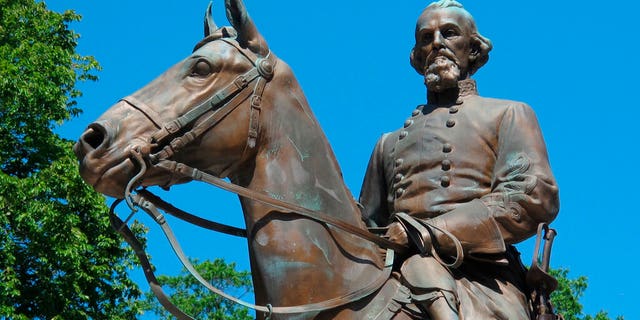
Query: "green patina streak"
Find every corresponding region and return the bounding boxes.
[265,143,281,160]
[266,191,285,201]
[288,137,310,162]
[294,190,323,211]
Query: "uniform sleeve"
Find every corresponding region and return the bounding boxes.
[429,103,559,259]
[359,134,392,228]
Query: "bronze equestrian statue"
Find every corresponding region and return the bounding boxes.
[359,0,559,319]
[73,0,559,319]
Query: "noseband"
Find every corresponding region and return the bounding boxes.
[122,38,276,179]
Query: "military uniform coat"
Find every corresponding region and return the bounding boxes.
[359,80,559,319]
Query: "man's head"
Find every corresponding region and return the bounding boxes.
[410,0,492,92]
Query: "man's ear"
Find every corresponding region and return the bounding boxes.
[467,35,492,75]
[468,44,480,64]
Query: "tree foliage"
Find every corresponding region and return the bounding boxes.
[0,1,143,318]
[141,258,253,320]
[551,268,623,320]
[0,0,98,177]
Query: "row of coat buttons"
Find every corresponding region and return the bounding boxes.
[395,110,413,197]
[395,104,460,195]
[398,106,455,191]
[394,147,405,195]
[440,104,460,187]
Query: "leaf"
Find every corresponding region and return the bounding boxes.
[1,1,143,318]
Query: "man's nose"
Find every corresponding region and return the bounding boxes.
[432,31,444,48]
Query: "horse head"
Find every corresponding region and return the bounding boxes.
[74,0,277,198]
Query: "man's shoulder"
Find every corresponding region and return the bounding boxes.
[472,95,530,108]
[377,131,399,152]
[469,95,535,114]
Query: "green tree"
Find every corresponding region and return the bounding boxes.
[551,268,623,320]
[141,258,253,320]
[0,0,97,177]
[0,1,143,318]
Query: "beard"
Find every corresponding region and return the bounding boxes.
[423,55,461,92]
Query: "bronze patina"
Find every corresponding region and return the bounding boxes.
[74,0,560,319]
[75,0,416,319]
[359,0,559,319]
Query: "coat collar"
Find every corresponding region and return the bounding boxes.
[427,79,478,106]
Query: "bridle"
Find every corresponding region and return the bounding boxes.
[124,37,274,180]
[110,37,407,319]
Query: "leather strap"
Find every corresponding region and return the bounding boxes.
[109,201,195,320]
[122,38,278,170]
[115,193,396,316]
[120,96,163,129]
[148,86,255,164]
[136,188,246,238]
[156,160,408,254]
[395,212,464,268]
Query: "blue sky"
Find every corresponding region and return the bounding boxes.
[50,0,638,318]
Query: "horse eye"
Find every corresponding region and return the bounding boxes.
[192,60,212,77]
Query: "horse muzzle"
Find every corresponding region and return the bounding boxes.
[74,121,141,198]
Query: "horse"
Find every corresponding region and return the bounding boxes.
[73,0,419,319]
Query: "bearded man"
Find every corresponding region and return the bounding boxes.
[359,1,559,319]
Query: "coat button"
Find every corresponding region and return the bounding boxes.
[412,109,421,116]
[442,159,452,171]
[395,159,404,167]
[442,143,452,153]
[440,176,451,187]
[449,106,459,114]
[404,119,414,128]
[446,119,456,127]
[395,188,405,197]
[394,173,404,182]
[399,131,408,140]
[456,98,464,105]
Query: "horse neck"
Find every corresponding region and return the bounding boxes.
[231,66,385,309]
[239,69,362,228]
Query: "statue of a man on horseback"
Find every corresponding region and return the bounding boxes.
[74,0,560,318]
[359,1,560,319]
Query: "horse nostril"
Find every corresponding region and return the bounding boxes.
[82,123,109,150]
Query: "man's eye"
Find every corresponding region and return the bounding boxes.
[192,60,212,77]
[443,29,459,38]
[421,33,433,43]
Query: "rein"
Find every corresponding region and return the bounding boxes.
[122,38,273,174]
[111,195,394,319]
[112,37,406,319]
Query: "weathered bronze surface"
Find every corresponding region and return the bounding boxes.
[359,0,559,319]
[73,0,419,319]
[74,0,559,319]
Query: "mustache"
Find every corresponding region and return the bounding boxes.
[425,49,459,67]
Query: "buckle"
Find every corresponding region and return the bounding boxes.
[250,95,262,108]
[165,120,180,134]
[234,75,248,88]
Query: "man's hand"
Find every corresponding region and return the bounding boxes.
[385,221,409,246]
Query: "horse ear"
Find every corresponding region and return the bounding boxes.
[224,0,269,56]
[204,2,218,37]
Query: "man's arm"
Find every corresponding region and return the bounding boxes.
[429,102,559,260]
[359,134,392,228]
